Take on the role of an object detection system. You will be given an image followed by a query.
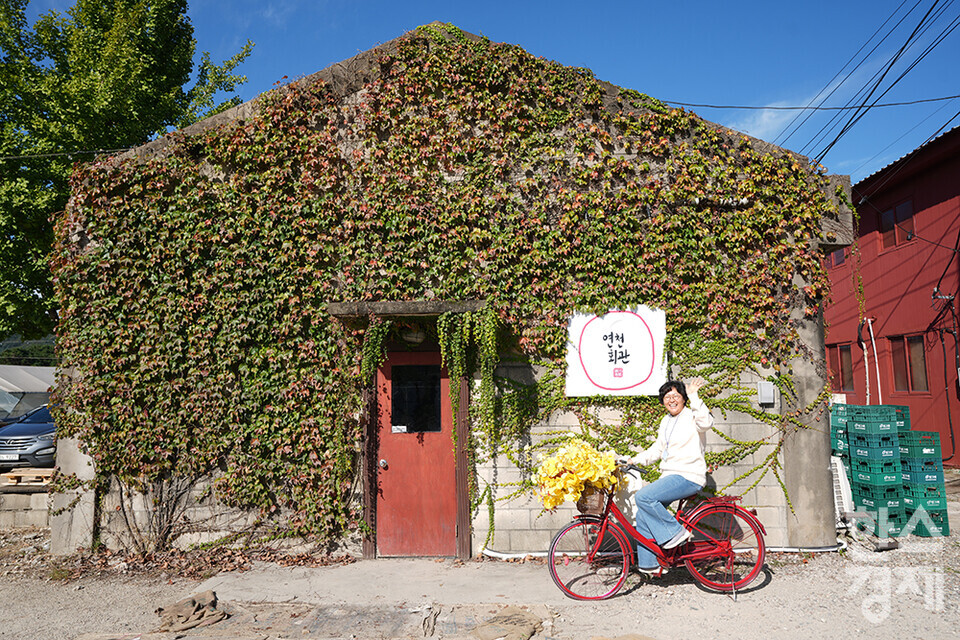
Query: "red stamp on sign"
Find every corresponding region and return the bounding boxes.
[613,368,624,378]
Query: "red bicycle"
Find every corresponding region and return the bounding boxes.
[548,466,767,600]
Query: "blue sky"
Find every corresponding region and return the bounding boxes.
[27,0,960,183]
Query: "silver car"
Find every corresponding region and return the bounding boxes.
[0,405,56,471]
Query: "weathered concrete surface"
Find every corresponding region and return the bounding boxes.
[782,301,836,548]
[49,437,97,555]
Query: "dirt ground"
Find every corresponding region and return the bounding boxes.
[1,523,959,640]
[1,468,959,640]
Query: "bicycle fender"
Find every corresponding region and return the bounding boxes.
[687,503,767,537]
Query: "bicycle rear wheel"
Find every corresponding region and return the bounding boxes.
[548,519,630,600]
[683,505,765,592]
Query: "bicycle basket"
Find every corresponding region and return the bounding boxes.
[576,491,605,515]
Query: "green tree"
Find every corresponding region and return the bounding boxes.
[0,0,252,339]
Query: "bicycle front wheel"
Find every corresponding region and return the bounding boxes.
[684,505,765,592]
[548,519,630,600]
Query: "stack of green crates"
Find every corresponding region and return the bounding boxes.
[830,405,854,493]
[900,431,950,537]
[849,405,905,537]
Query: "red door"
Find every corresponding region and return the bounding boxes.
[376,351,458,556]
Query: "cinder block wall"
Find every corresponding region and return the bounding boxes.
[0,490,49,528]
[98,478,245,551]
[472,367,798,554]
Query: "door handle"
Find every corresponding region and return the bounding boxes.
[379,459,388,469]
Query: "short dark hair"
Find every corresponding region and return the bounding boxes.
[658,380,688,405]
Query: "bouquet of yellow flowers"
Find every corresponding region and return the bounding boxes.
[535,438,619,510]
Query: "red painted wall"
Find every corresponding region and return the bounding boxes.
[824,127,960,466]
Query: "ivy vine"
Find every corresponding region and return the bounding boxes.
[51,23,842,546]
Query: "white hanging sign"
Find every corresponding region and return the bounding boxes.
[564,306,667,396]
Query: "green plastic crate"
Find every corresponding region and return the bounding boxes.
[899,431,940,458]
[901,457,943,473]
[850,458,902,485]
[907,508,950,538]
[852,445,900,461]
[854,506,907,538]
[851,457,902,473]
[855,493,902,510]
[831,417,850,430]
[851,432,898,449]
[850,420,897,435]
[901,469,945,484]
[853,480,902,507]
[855,405,898,420]
[852,469,903,486]
[889,405,910,431]
[831,438,848,454]
[902,494,947,511]
[903,482,946,500]
[831,404,853,417]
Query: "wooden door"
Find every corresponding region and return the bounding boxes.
[375,351,458,556]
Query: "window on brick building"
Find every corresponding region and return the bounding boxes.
[880,200,914,250]
[890,335,928,392]
[827,344,855,392]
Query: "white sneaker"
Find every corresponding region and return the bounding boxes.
[636,565,668,576]
[661,527,692,550]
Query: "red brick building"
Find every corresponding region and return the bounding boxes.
[824,125,960,466]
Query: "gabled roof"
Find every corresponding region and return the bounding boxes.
[124,23,809,167]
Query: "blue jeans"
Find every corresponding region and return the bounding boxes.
[634,474,702,569]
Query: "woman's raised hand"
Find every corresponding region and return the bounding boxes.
[686,377,706,395]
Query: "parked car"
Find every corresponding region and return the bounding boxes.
[0,405,56,472]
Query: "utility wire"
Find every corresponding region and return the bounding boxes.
[808,1,953,158]
[813,1,959,163]
[810,0,941,162]
[855,105,960,198]
[849,96,960,176]
[794,0,930,154]
[775,0,919,147]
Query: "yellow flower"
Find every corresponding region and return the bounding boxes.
[535,438,620,510]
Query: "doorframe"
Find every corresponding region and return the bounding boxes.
[360,355,472,559]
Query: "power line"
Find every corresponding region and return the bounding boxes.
[801,1,940,157]
[775,0,919,147]
[849,96,960,176]
[855,105,960,196]
[810,0,942,162]
[812,1,959,163]
[664,94,960,111]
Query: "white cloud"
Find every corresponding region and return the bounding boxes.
[259,0,301,28]
[721,104,799,143]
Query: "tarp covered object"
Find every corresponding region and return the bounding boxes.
[0,365,54,393]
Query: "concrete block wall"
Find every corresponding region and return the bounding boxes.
[472,368,798,554]
[0,490,49,528]
[98,477,263,552]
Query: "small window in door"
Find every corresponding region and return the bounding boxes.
[392,365,441,432]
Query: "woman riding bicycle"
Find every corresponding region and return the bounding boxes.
[623,378,714,574]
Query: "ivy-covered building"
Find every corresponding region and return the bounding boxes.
[52,24,854,557]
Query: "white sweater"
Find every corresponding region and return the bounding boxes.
[631,392,715,486]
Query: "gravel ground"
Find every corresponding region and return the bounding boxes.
[1,470,958,640]
[558,533,960,640]
[1,524,958,640]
